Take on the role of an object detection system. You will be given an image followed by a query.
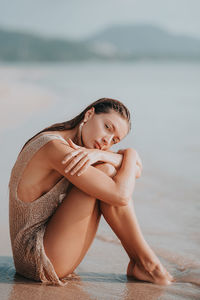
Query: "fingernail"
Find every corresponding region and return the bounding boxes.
[65,169,69,173]
[62,161,65,164]
[77,173,81,176]
[70,172,74,175]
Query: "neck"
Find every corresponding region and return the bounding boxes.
[61,125,83,146]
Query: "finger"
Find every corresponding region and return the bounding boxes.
[67,138,78,149]
[67,138,79,149]
[117,150,124,154]
[62,149,83,164]
[77,160,91,176]
[136,161,142,169]
[64,152,86,173]
[138,157,143,167]
[139,159,143,169]
[64,151,86,172]
[136,153,142,166]
[136,160,143,171]
[70,157,90,175]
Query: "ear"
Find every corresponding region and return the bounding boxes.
[84,107,95,122]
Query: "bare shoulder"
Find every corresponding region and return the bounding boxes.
[39,138,72,164]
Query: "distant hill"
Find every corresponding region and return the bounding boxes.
[0,28,98,62]
[87,24,200,59]
[0,24,200,62]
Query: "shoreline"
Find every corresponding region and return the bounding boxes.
[1,236,200,300]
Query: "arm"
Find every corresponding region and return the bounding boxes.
[65,138,123,169]
[64,138,142,173]
[44,140,137,206]
[112,149,137,200]
[99,149,123,169]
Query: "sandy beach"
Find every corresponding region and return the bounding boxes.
[0,63,200,299]
[1,237,200,300]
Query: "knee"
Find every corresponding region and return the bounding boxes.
[103,163,117,177]
[94,162,117,178]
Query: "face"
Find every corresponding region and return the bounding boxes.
[81,107,129,150]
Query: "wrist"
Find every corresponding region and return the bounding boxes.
[97,149,113,165]
[98,149,106,162]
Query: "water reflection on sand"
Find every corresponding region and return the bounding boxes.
[0,257,94,300]
[1,252,200,299]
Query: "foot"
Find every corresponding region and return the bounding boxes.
[127,260,174,285]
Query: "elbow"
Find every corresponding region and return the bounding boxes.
[117,188,132,206]
[111,182,132,206]
[113,192,130,206]
[107,192,129,207]
[118,196,129,206]
[112,178,134,206]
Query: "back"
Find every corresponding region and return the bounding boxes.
[9,133,71,252]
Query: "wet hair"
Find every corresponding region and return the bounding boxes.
[20,97,131,151]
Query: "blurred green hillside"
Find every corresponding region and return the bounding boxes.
[0,28,97,62]
[0,24,200,62]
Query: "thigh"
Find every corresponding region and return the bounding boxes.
[43,185,101,279]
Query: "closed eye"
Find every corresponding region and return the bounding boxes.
[105,124,120,144]
[105,123,120,144]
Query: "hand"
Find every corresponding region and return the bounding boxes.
[117,148,143,178]
[135,164,142,179]
[61,138,101,176]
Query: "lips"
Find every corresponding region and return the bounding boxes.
[94,141,101,149]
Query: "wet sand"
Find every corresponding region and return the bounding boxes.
[1,63,200,299]
[1,176,199,299]
[1,237,200,300]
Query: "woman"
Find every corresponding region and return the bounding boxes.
[9,98,174,286]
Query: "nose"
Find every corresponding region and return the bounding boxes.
[102,135,113,147]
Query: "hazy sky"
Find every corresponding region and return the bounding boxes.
[0,0,200,39]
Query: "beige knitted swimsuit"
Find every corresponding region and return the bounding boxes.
[9,133,72,286]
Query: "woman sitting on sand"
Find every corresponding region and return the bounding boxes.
[9,98,173,286]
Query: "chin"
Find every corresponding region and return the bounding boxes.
[87,144,94,149]
[81,136,90,148]
[81,135,94,149]
[81,139,90,148]
[85,143,94,149]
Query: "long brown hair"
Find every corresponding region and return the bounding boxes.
[21,97,131,151]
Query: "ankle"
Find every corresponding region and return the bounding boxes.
[127,260,136,277]
[138,250,160,272]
